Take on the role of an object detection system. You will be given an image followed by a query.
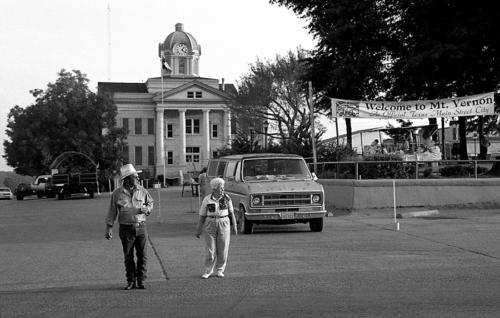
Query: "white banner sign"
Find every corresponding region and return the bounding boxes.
[331,92,495,119]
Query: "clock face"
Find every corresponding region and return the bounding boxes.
[173,43,188,56]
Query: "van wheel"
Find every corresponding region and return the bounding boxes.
[309,218,324,232]
[237,206,253,235]
[37,192,43,199]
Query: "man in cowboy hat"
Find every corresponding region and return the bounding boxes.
[105,164,154,290]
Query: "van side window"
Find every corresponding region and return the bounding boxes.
[207,160,219,177]
[225,161,237,179]
[234,161,241,181]
[216,161,227,177]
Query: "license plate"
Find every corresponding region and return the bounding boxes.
[281,212,295,219]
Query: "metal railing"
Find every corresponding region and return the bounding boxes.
[309,159,500,180]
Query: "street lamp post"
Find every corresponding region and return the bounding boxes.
[263,120,269,150]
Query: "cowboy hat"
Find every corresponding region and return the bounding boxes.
[120,164,142,180]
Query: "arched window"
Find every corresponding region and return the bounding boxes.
[179,59,186,74]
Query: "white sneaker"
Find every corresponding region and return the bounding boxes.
[216,272,224,278]
[201,273,211,279]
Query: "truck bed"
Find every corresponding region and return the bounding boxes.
[52,172,97,185]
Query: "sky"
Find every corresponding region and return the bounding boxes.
[0,0,405,172]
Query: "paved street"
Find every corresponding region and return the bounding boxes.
[1,187,500,317]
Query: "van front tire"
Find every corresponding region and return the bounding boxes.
[237,206,253,235]
[309,218,323,232]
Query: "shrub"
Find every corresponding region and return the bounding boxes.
[317,142,358,162]
[358,153,415,179]
[440,165,488,177]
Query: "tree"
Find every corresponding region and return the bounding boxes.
[383,119,413,150]
[270,0,393,148]
[3,69,127,176]
[231,49,325,158]
[272,1,500,160]
[218,128,262,156]
[387,1,500,159]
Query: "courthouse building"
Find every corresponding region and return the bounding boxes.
[98,23,236,181]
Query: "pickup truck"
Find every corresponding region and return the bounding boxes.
[15,175,56,200]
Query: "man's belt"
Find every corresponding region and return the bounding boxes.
[120,222,145,227]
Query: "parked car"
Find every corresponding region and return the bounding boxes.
[205,153,326,234]
[0,187,14,200]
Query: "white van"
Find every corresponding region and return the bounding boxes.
[205,153,326,234]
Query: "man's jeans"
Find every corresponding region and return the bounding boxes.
[119,223,147,283]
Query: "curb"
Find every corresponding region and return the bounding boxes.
[396,209,439,219]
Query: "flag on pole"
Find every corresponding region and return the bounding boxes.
[161,57,172,72]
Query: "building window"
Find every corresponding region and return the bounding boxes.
[186,147,200,163]
[167,124,173,138]
[212,151,218,159]
[148,146,155,166]
[211,124,218,138]
[179,59,186,74]
[186,119,200,134]
[122,146,129,163]
[187,91,202,99]
[135,118,142,135]
[194,119,200,134]
[122,118,129,133]
[147,118,154,135]
[167,151,173,165]
[135,146,142,166]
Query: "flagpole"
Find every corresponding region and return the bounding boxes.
[161,57,166,187]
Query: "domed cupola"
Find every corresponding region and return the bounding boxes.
[158,23,201,77]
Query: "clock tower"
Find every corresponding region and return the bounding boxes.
[158,23,201,77]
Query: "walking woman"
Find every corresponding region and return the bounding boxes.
[195,177,238,278]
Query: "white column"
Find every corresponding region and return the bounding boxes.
[179,109,186,166]
[202,109,211,166]
[155,108,164,175]
[223,110,232,148]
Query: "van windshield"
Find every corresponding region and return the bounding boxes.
[242,158,311,181]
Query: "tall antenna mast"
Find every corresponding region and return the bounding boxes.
[107,1,112,80]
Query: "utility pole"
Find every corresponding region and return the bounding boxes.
[107,1,111,81]
[309,81,317,173]
[441,118,445,159]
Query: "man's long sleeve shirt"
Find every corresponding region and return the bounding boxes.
[106,185,154,227]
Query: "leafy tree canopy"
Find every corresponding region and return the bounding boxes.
[270,0,393,147]
[3,69,127,176]
[271,0,500,159]
[231,48,325,158]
